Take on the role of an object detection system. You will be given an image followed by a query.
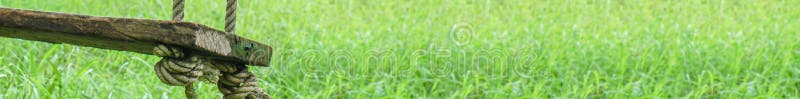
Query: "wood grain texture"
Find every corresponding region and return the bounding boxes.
[0,8,271,67]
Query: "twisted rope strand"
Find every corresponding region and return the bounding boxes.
[173,0,185,21]
[225,0,237,34]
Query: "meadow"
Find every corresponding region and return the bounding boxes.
[1,0,799,98]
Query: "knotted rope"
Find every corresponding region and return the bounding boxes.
[206,61,269,99]
[153,0,270,99]
[154,44,203,99]
[152,1,205,98]
[216,0,270,98]
[169,0,204,98]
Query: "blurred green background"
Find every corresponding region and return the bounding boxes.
[1,0,799,98]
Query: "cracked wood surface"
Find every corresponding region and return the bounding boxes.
[0,8,271,67]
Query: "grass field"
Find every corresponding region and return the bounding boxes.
[1,0,800,98]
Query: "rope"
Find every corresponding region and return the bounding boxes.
[207,61,270,99]
[218,1,271,98]
[161,1,203,98]
[153,56,204,86]
[154,44,203,99]
[173,0,185,21]
[225,0,237,34]
[156,0,270,98]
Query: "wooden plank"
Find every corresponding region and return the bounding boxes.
[0,8,272,67]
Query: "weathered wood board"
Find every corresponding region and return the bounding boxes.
[0,8,271,67]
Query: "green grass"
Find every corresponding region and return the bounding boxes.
[1,0,800,98]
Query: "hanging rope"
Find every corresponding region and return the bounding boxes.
[171,0,201,98]
[172,0,184,21]
[225,0,237,34]
[156,0,270,98]
[214,0,271,98]
[153,0,203,99]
